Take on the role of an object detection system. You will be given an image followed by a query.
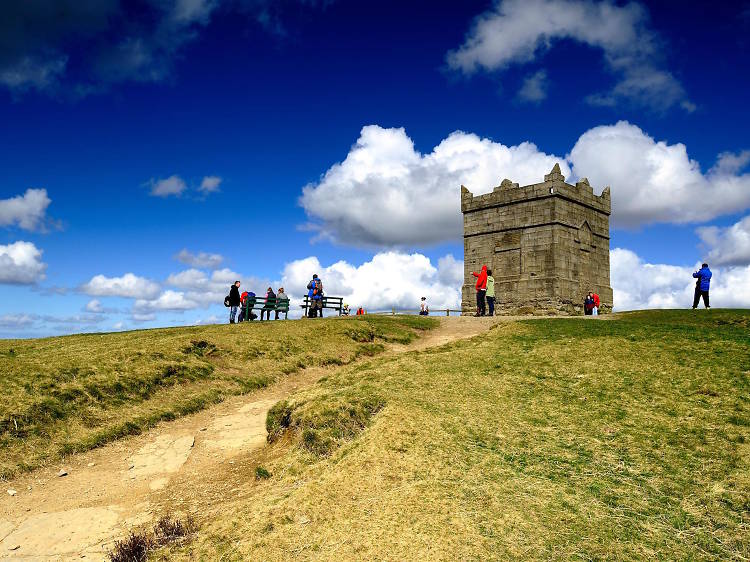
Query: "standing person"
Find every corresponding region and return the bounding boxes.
[315,278,324,318]
[692,263,712,309]
[584,293,594,315]
[275,287,289,320]
[486,269,495,316]
[307,275,318,318]
[592,292,600,316]
[228,281,241,324]
[307,275,324,318]
[261,287,276,321]
[419,297,429,316]
[471,265,488,317]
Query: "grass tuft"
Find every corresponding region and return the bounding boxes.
[109,515,196,562]
[255,465,271,480]
[108,532,152,562]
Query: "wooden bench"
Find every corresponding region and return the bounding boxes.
[301,295,344,317]
[240,296,290,321]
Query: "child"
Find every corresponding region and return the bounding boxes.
[584,293,594,316]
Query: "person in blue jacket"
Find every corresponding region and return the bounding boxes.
[307,274,324,318]
[692,263,712,309]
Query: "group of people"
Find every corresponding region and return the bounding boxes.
[471,265,495,316]
[226,281,290,323]
[468,261,715,315]
[583,292,600,316]
[226,262,716,323]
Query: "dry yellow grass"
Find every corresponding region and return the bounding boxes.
[162,310,749,560]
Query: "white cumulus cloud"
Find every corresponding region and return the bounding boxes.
[300,125,566,246]
[149,175,187,197]
[81,272,161,299]
[281,252,463,313]
[301,122,750,247]
[696,215,750,267]
[0,241,47,284]
[568,122,750,227]
[611,248,750,310]
[134,290,199,313]
[446,0,690,111]
[0,188,52,231]
[165,267,268,309]
[174,248,224,269]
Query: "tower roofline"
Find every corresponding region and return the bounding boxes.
[460,164,611,215]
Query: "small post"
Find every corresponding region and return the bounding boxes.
[446,309,449,316]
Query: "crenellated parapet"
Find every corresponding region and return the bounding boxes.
[461,163,611,219]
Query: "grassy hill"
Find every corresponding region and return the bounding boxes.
[160,310,749,560]
[0,315,435,478]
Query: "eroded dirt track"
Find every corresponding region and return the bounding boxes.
[0,316,505,560]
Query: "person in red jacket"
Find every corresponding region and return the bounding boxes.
[471,265,488,317]
[592,292,600,316]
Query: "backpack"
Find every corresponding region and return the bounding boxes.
[224,295,230,307]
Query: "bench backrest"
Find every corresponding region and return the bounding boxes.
[302,295,343,307]
[244,296,289,310]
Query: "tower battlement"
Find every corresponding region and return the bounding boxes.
[461,163,613,315]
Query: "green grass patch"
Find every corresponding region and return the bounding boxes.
[0,316,437,478]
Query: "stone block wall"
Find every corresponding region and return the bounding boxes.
[461,164,613,315]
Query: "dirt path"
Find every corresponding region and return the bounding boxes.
[0,316,505,561]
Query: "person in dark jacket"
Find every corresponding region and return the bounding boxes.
[261,287,276,320]
[692,263,712,309]
[584,293,595,315]
[228,281,241,323]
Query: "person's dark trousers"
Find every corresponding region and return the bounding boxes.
[487,296,495,316]
[476,290,486,315]
[261,309,273,320]
[693,287,710,308]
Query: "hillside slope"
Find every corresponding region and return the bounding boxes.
[168,310,749,560]
[0,316,436,478]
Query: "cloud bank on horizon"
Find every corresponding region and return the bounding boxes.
[3,116,750,333]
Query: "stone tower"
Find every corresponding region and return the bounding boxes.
[461,164,613,314]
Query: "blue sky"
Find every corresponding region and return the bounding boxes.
[1,0,750,337]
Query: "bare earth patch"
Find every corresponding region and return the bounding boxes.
[0,316,488,560]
